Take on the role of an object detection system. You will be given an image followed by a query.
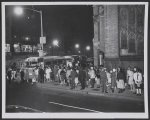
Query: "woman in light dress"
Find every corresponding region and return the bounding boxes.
[117,67,125,93]
[127,67,134,92]
[111,68,117,93]
[133,68,143,96]
[45,66,52,82]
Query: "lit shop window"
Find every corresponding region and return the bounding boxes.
[14,44,20,52]
[5,44,10,52]
[21,45,33,52]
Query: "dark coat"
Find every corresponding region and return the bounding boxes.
[111,72,117,87]
[78,69,86,82]
[70,70,77,81]
[20,70,24,78]
[39,68,45,78]
[100,71,107,82]
[7,70,12,78]
[117,71,125,81]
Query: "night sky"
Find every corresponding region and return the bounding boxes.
[6,5,94,55]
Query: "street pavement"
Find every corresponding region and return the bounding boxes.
[36,81,144,102]
[6,81,145,113]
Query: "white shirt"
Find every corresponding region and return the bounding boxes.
[127,70,134,79]
[66,70,71,78]
[106,72,111,83]
[134,72,142,84]
[35,69,39,75]
[46,68,51,74]
[88,70,95,79]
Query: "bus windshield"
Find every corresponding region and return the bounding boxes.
[24,57,40,68]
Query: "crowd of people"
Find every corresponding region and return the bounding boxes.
[6,62,144,96]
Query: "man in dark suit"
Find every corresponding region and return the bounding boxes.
[39,66,45,83]
[78,65,87,90]
[100,67,108,93]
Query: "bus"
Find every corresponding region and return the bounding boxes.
[23,56,74,81]
[24,55,74,68]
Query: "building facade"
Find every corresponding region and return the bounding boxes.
[93,5,144,71]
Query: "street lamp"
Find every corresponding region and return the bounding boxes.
[52,40,59,47]
[14,7,43,37]
[52,39,59,56]
[25,37,29,41]
[14,6,44,55]
[14,7,23,15]
[86,46,91,51]
[86,46,90,57]
[75,44,79,49]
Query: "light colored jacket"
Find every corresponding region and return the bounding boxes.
[134,72,142,84]
[88,70,95,79]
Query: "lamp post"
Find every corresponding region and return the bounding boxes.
[86,46,91,57]
[86,46,90,51]
[14,6,44,56]
[52,39,59,55]
[75,44,80,55]
[53,39,59,47]
[75,44,79,49]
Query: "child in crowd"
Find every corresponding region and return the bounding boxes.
[127,67,134,92]
[111,68,117,93]
[134,68,143,96]
[106,69,111,93]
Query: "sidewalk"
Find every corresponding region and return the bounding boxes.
[36,81,144,102]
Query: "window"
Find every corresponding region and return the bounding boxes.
[119,5,144,56]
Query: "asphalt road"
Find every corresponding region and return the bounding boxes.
[6,82,144,113]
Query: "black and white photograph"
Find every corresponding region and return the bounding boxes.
[1,1,149,119]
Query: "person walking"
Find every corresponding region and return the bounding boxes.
[70,67,77,89]
[84,67,89,88]
[41,67,45,83]
[45,66,52,82]
[88,66,96,88]
[78,66,86,90]
[132,67,137,94]
[35,67,39,82]
[39,66,45,83]
[31,69,36,85]
[20,68,25,83]
[117,67,125,93]
[95,67,101,88]
[24,68,29,82]
[60,68,66,86]
[134,68,143,96]
[66,67,71,86]
[100,67,108,93]
[7,68,12,84]
[54,65,59,82]
[15,69,21,84]
[57,66,62,83]
[38,67,42,83]
[106,69,111,93]
[11,69,17,82]
[111,68,117,93]
[127,67,134,92]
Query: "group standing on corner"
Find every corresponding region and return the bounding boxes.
[6,62,144,96]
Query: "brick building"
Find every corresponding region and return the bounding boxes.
[93,5,145,71]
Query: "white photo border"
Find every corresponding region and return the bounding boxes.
[2,1,149,119]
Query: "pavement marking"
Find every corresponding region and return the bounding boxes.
[7,105,43,113]
[48,101,101,113]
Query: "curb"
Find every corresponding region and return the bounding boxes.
[36,83,144,102]
[40,85,89,95]
[87,92,144,101]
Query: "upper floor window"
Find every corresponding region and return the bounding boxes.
[119,5,144,56]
